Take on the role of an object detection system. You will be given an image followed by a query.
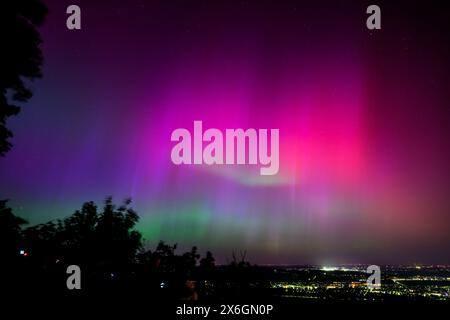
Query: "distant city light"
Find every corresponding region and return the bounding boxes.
[321,266,338,272]
[320,266,359,272]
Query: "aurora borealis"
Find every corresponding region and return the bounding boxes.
[1,0,449,264]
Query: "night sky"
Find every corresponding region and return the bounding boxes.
[1,0,450,265]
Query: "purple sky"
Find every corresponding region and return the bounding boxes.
[1,0,449,264]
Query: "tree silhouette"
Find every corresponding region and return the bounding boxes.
[20,197,142,291]
[182,246,201,272]
[0,200,30,292]
[0,196,263,300]
[0,0,47,156]
[55,197,142,267]
[154,240,178,273]
[0,196,274,302]
[0,199,28,259]
[200,251,215,270]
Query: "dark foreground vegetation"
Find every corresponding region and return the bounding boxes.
[0,197,270,301]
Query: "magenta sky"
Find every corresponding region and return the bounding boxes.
[1,0,449,264]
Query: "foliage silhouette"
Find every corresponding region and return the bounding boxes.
[0,197,272,300]
[21,197,143,291]
[200,250,215,268]
[0,199,27,260]
[0,0,47,156]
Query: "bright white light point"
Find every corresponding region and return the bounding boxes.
[321,266,338,272]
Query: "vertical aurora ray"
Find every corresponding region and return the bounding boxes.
[0,0,449,264]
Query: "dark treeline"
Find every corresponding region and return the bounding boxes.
[0,197,269,300]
